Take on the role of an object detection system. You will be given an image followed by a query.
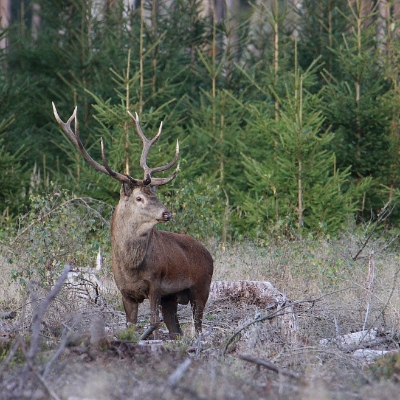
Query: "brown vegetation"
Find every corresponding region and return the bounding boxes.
[1,230,400,399]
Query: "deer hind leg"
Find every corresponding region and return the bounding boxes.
[122,296,138,325]
[190,298,205,335]
[161,296,182,339]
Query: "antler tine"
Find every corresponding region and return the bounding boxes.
[52,102,79,147]
[100,137,116,177]
[149,139,179,175]
[150,162,180,187]
[100,137,142,185]
[128,111,160,182]
[52,103,133,185]
[128,111,180,186]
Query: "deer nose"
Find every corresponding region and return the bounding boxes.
[163,211,172,221]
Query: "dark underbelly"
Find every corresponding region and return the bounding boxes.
[120,288,147,303]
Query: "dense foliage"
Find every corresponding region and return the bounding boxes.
[2,0,400,240]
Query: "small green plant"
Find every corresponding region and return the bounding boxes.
[0,340,26,365]
[8,187,113,286]
[116,325,139,342]
[370,351,400,381]
[159,176,222,241]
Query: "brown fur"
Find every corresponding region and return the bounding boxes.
[111,185,213,339]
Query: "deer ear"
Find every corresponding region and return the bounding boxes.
[121,183,134,198]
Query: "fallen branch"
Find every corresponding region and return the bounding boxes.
[168,358,192,388]
[140,323,160,340]
[42,328,72,379]
[0,311,17,320]
[209,281,283,307]
[23,264,71,377]
[353,266,400,350]
[342,336,395,353]
[222,287,355,356]
[109,339,166,357]
[20,346,62,400]
[238,354,302,380]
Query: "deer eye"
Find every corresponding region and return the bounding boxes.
[136,197,142,202]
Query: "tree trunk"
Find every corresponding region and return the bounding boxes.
[0,0,11,50]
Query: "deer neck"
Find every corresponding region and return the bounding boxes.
[111,211,156,270]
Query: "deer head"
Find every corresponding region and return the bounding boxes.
[52,103,179,232]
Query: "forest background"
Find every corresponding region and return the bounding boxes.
[2,0,400,244]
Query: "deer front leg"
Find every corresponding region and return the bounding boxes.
[149,285,161,340]
[122,296,138,325]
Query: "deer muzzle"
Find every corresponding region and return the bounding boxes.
[162,211,172,222]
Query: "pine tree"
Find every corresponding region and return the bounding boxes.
[238,56,365,236]
[0,117,28,217]
[296,0,350,82]
[321,0,391,219]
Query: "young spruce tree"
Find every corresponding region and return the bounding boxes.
[240,52,366,237]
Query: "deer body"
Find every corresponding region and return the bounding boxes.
[111,187,213,336]
[53,104,213,338]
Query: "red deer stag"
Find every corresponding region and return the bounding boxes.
[52,103,214,339]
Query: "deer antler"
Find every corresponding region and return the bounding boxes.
[128,111,179,187]
[52,103,141,185]
[52,103,179,187]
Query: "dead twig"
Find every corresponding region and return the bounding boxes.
[341,335,395,353]
[140,323,160,340]
[0,311,17,320]
[334,314,341,349]
[42,328,72,379]
[168,358,192,388]
[363,249,375,331]
[354,266,400,349]
[23,264,71,378]
[239,354,302,380]
[222,287,355,356]
[194,316,220,358]
[352,201,394,261]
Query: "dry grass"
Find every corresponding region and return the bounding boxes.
[1,232,400,400]
[0,252,24,310]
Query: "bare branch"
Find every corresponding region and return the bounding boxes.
[238,354,302,380]
[352,201,394,261]
[356,266,400,348]
[222,286,356,356]
[140,323,160,340]
[42,328,71,379]
[0,311,17,320]
[25,264,71,369]
[168,358,192,388]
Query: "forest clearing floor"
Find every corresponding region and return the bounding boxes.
[1,235,400,400]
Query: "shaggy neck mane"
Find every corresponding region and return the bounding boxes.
[128,228,154,269]
[114,225,155,270]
